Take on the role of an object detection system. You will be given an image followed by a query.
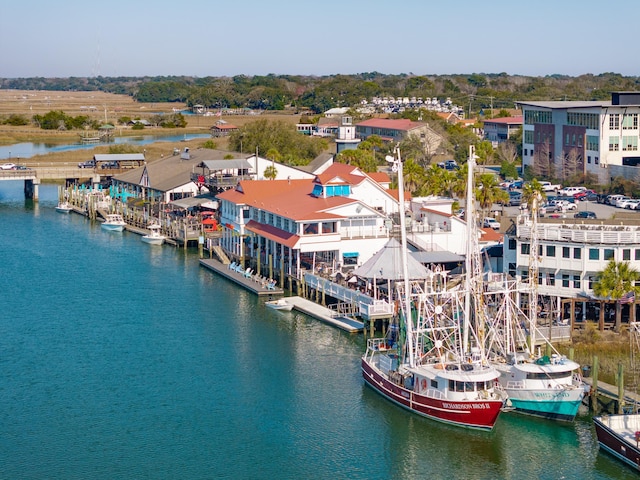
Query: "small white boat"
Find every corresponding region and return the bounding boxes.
[265,298,293,311]
[101,214,126,232]
[141,223,166,245]
[55,202,73,213]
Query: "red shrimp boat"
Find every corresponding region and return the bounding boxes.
[362,147,505,430]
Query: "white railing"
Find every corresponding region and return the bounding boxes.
[518,224,640,245]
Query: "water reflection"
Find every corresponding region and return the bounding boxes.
[0,133,210,160]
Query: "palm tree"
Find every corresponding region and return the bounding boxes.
[475,173,508,219]
[402,158,424,194]
[264,165,277,180]
[522,179,546,215]
[593,259,640,331]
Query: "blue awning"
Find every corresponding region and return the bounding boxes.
[343,252,359,258]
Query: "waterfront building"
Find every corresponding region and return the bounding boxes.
[518,91,640,184]
[216,163,406,278]
[503,215,640,325]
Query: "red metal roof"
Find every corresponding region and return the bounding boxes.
[483,116,523,125]
[356,118,425,131]
[245,220,300,249]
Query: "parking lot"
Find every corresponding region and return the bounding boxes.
[494,192,640,224]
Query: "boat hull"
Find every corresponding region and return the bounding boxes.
[594,414,640,472]
[101,224,125,232]
[505,393,582,421]
[362,359,503,430]
[141,236,165,245]
[265,300,293,311]
[55,206,72,213]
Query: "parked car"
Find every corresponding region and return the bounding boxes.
[549,199,577,211]
[619,198,640,209]
[101,161,119,169]
[539,181,562,192]
[558,186,586,197]
[507,192,522,206]
[483,217,500,230]
[606,194,626,206]
[614,196,632,208]
[574,211,597,219]
[509,180,523,190]
[78,159,96,168]
[573,189,598,201]
[1,163,16,170]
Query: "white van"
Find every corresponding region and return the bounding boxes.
[483,217,500,230]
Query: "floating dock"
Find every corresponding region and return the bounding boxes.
[282,296,363,333]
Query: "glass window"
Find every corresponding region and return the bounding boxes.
[546,245,555,257]
[431,380,438,388]
[610,113,620,129]
[589,248,599,260]
[508,238,516,250]
[562,274,570,288]
[521,243,530,255]
[624,249,631,261]
[622,136,638,151]
[562,247,570,258]
[548,272,556,286]
[573,248,581,259]
[636,249,640,261]
[609,136,619,151]
[573,275,581,289]
[588,276,595,289]
[604,249,614,260]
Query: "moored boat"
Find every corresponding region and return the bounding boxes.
[55,201,73,213]
[593,322,640,471]
[265,298,293,311]
[141,223,166,245]
[485,278,586,421]
[361,146,506,430]
[101,214,126,232]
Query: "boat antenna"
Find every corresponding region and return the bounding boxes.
[386,146,415,367]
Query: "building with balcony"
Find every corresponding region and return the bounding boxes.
[504,216,640,325]
[216,176,390,280]
[355,118,444,155]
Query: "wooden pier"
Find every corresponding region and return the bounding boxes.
[199,258,284,296]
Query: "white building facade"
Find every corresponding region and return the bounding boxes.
[519,92,640,184]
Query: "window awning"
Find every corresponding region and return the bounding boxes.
[245,220,300,249]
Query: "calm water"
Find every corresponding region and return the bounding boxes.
[0,181,635,480]
[0,133,211,160]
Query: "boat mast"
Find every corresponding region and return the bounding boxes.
[387,146,415,367]
[528,190,541,352]
[464,145,479,354]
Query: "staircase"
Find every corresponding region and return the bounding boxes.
[211,245,230,264]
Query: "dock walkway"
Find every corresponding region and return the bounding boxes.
[199,258,284,296]
[283,296,364,333]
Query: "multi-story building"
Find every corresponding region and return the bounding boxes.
[518,92,640,183]
[355,118,444,155]
[504,216,640,323]
[483,116,522,146]
[215,163,400,279]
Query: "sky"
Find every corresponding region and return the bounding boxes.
[1,0,638,79]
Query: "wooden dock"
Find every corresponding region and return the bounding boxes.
[283,296,364,333]
[199,258,285,296]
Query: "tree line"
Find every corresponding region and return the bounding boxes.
[2,72,639,115]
